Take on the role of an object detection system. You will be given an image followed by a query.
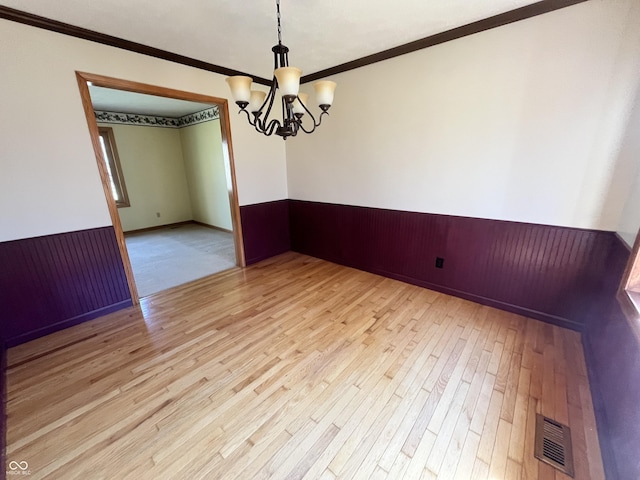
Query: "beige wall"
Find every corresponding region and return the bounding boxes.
[286,0,640,231]
[99,123,193,232]
[0,19,287,243]
[180,120,232,231]
[98,119,233,233]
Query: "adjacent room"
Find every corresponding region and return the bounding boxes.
[1,0,639,479]
[93,87,238,297]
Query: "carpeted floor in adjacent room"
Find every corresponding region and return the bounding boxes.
[124,223,236,297]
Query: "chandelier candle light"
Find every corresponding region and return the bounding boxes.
[226,0,337,139]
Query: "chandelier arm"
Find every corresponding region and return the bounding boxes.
[239,108,258,127]
[297,98,321,132]
[259,79,279,127]
[239,104,279,136]
[252,103,270,133]
[290,112,300,137]
[281,95,287,126]
[298,111,329,134]
[300,96,330,128]
[260,109,277,135]
[254,115,266,134]
[263,118,282,136]
[279,96,298,138]
[298,120,316,135]
[297,109,318,134]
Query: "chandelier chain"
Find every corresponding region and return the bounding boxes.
[276,0,282,45]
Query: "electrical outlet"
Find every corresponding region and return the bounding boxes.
[156,212,161,218]
[435,257,444,269]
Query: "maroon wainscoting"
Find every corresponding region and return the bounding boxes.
[0,227,132,347]
[1,340,5,479]
[583,237,640,480]
[289,200,618,331]
[240,200,291,266]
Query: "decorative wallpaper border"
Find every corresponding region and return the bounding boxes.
[94,106,220,128]
[179,107,220,127]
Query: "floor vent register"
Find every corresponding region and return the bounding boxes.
[534,414,575,477]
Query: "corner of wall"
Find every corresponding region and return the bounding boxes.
[240,199,291,265]
[583,234,639,480]
[582,320,619,480]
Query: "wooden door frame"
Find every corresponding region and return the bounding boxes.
[76,71,246,305]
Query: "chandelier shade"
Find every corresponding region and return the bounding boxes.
[226,0,336,139]
[292,93,309,115]
[273,67,302,99]
[248,90,267,113]
[313,81,337,110]
[225,76,253,104]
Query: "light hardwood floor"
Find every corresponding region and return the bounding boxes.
[6,252,604,479]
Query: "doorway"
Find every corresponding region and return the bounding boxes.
[76,72,245,304]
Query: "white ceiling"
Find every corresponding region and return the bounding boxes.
[1,0,542,79]
[89,85,214,117]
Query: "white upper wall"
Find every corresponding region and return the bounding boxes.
[0,19,287,243]
[287,0,640,230]
[3,0,640,244]
[615,81,640,247]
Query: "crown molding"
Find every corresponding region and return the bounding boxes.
[95,106,219,128]
[0,5,271,86]
[1,1,589,86]
[301,0,589,83]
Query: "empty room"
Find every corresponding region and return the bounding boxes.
[1,0,639,479]
[93,87,239,298]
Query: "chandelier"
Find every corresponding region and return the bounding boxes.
[225,0,337,139]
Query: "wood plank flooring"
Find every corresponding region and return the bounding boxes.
[6,252,604,479]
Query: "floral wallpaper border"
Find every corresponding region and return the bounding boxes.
[94,106,220,128]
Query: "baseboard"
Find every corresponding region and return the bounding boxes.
[191,220,232,233]
[245,248,290,266]
[123,221,193,235]
[5,300,133,347]
[373,267,584,331]
[124,220,232,236]
[289,200,613,331]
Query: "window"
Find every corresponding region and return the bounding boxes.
[618,233,640,340]
[98,126,130,208]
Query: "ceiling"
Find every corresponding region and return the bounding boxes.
[89,85,214,117]
[1,0,542,80]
